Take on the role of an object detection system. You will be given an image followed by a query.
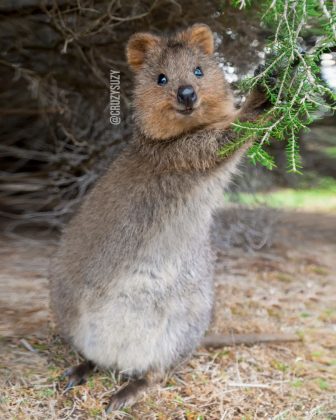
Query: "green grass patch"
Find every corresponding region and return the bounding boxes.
[227,176,336,211]
[323,146,336,158]
[36,388,55,398]
[291,379,304,388]
[88,408,102,417]
[300,312,311,318]
[317,378,329,390]
[271,360,289,373]
[228,187,336,211]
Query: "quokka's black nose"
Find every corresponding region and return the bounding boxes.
[177,85,197,108]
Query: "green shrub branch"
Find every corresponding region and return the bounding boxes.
[222,0,336,172]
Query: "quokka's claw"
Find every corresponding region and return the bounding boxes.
[62,361,94,392]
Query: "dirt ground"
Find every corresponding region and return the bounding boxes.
[0,209,335,419]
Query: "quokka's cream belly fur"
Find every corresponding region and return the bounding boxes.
[71,252,214,374]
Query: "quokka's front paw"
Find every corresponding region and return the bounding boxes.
[254,63,278,87]
[241,65,278,115]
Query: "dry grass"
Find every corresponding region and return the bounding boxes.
[0,209,335,419]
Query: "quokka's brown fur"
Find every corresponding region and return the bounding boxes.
[50,24,270,411]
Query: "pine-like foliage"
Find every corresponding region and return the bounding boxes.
[221,0,336,172]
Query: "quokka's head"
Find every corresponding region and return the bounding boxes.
[127,24,235,140]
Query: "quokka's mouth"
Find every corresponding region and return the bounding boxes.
[176,106,198,115]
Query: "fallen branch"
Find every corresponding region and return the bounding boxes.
[202,332,300,348]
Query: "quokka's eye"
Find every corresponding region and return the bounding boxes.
[194,67,204,77]
[157,73,168,85]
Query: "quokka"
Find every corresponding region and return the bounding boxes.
[50,23,270,411]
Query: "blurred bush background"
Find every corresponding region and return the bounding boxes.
[1,0,334,233]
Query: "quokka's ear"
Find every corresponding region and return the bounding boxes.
[177,24,214,55]
[126,32,161,71]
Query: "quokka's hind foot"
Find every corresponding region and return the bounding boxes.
[63,360,95,392]
[105,377,149,413]
[105,371,163,413]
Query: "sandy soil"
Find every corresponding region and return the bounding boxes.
[0,209,335,419]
